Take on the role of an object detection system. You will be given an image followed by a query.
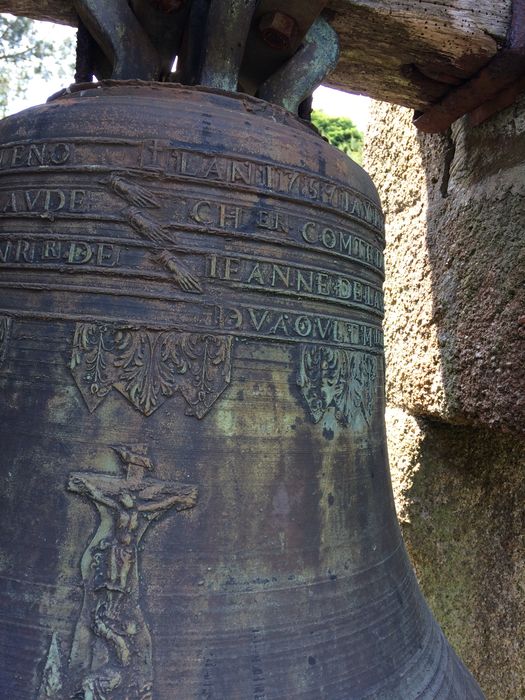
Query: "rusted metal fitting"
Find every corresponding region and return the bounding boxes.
[200,0,258,91]
[73,0,161,80]
[259,11,298,51]
[258,16,340,114]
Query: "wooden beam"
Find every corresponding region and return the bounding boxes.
[327,0,512,109]
[0,0,76,24]
[0,0,514,109]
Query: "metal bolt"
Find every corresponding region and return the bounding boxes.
[259,12,298,51]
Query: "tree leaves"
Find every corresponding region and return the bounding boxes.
[311,110,364,164]
[0,14,74,116]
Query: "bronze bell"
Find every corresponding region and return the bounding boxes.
[0,79,484,699]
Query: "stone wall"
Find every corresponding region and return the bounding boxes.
[364,100,525,698]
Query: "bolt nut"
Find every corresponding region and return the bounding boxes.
[259,12,298,51]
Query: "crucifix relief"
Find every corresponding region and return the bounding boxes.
[38,446,198,700]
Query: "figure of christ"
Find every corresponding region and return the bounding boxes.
[66,446,198,700]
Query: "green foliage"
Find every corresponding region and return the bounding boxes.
[311,110,364,164]
[0,14,74,116]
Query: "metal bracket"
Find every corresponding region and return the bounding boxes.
[414,0,525,132]
[73,0,161,80]
[70,0,341,116]
[258,16,340,114]
[200,0,259,91]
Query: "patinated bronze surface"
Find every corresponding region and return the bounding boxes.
[0,84,483,698]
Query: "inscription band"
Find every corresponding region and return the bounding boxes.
[0,137,384,235]
[0,302,383,353]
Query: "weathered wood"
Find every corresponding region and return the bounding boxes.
[414,0,525,131]
[329,0,512,109]
[0,0,76,23]
[0,0,514,109]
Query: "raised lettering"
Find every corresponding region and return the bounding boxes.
[243,306,383,349]
[135,142,384,234]
[214,305,243,331]
[315,317,332,340]
[224,257,240,281]
[218,204,243,229]
[0,142,72,170]
[269,314,289,335]
[192,200,213,225]
[43,240,61,259]
[28,144,45,166]
[0,240,11,262]
[321,227,337,249]
[300,220,383,271]
[208,254,219,279]
[337,278,352,299]
[15,240,35,262]
[0,238,122,268]
[96,243,119,267]
[316,273,330,296]
[248,309,270,332]
[271,264,290,289]
[230,160,252,185]
[179,150,196,176]
[247,263,265,285]
[295,316,312,337]
[68,242,93,264]
[50,143,71,164]
[4,139,382,233]
[301,221,318,243]
[257,209,288,233]
[297,270,313,294]
[24,190,42,211]
[0,189,88,215]
[70,190,86,211]
[11,145,25,167]
[3,193,17,213]
[44,190,66,212]
[205,254,384,312]
[204,157,224,180]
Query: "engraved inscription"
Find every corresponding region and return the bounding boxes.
[297,345,378,432]
[300,221,383,270]
[207,254,384,313]
[177,197,383,273]
[0,141,71,170]
[0,189,87,214]
[256,207,289,234]
[37,446,198,700]
[0,315,12,367]
[140,141,384,233]
[0,238,121,267]
[0,304,380,355]
[0,139,384,236]
[0,139,383,234]
[190,199,246,231]
[71,324,232,417]
[213,305,383,350]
